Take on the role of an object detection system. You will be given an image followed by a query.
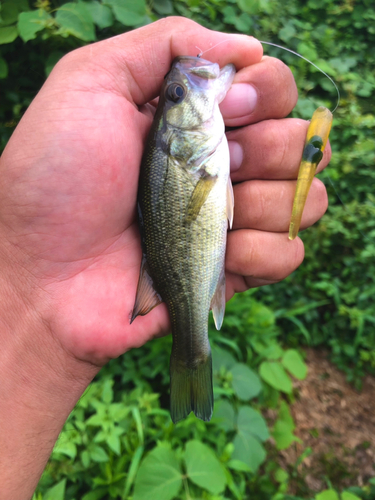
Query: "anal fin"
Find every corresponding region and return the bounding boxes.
[211,265,226,330]
[227,176,234,229]
[130,255,162,323]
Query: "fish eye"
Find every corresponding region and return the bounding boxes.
[166,83,185,103]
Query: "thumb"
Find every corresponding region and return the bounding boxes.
[52,17,263,106]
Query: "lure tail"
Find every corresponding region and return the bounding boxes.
[170,351,213,423]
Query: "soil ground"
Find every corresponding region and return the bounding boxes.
[278,349,375,493]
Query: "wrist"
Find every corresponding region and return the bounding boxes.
[0,239,98,499]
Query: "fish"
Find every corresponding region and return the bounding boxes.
[131,56,236,423]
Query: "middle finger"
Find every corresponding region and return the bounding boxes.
[232,177,328,232]
[227,118,332,182]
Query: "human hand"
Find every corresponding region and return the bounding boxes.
[0,17,330,498]
[0,17,329,368]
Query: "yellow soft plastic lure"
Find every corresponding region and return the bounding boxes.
[289,106,333,240]
[258,41,338,241]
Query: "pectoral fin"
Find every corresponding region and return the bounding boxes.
[211,264,226,330]
[130,255,162,323]
[227,176,234,229]
[185,175,217,225]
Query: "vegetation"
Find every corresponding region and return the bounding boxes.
[1,0,374,498]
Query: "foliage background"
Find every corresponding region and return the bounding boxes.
[1,0,374,499]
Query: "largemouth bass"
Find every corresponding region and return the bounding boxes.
[131,56,236,423]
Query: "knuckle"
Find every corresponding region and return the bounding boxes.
[264,56,298,114]
[275,237,305,282]
[245,181,265,227]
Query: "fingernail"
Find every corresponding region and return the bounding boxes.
[221,83,258,118]
[229,141,243,171]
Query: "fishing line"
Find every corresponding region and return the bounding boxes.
[196,38,340,113]
[260,41,340,113]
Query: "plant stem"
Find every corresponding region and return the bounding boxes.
[183,476,192,500]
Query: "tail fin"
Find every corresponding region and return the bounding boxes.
[170,353,213,424]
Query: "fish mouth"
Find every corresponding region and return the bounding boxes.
[172,56,220,80]
[170,57,235,100]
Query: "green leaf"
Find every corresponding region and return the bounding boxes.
[272,401,301,450]
[90,445,109,462]
[17,10,51,42]
[133,444,182,500]
[237,0,260,14]
[53,439,77,459]
[231,406,268,472]
[82,488,107,500]
[282,349,308,380]
[273,419,299,449]
[315,490,339,500]
[284,315,311,343]
[101,379,114,404]
[105,0,146,15]
[227,459,251,472]
[232,432,266,472]
[3,0,29,11]
[44,479,66,500]
[55,3,96,41]
[259,361,293,393]
[297,41,318,61]
[341,493,362,500]
[236,406,269,442]
[0,2,21,26]
[122,446,144,499]
[184,440,226,494]
[86,413,104,427]
[107,431,121,455]
[0,26,18,44]
[231,363,262,400]
[105,0,147,26]
[85,1,114,28]
[132,407,144,445]
[274,467,289,483]
[0,56,8,78]
[153,0,173,15]
[261,343,284,360]
[222,5,238,27]
[278,23,296,42]
[212,345,236,371]
[81,450,90,468]
[213,399,235,431]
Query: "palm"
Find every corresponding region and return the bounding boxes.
[0,62,170,365]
